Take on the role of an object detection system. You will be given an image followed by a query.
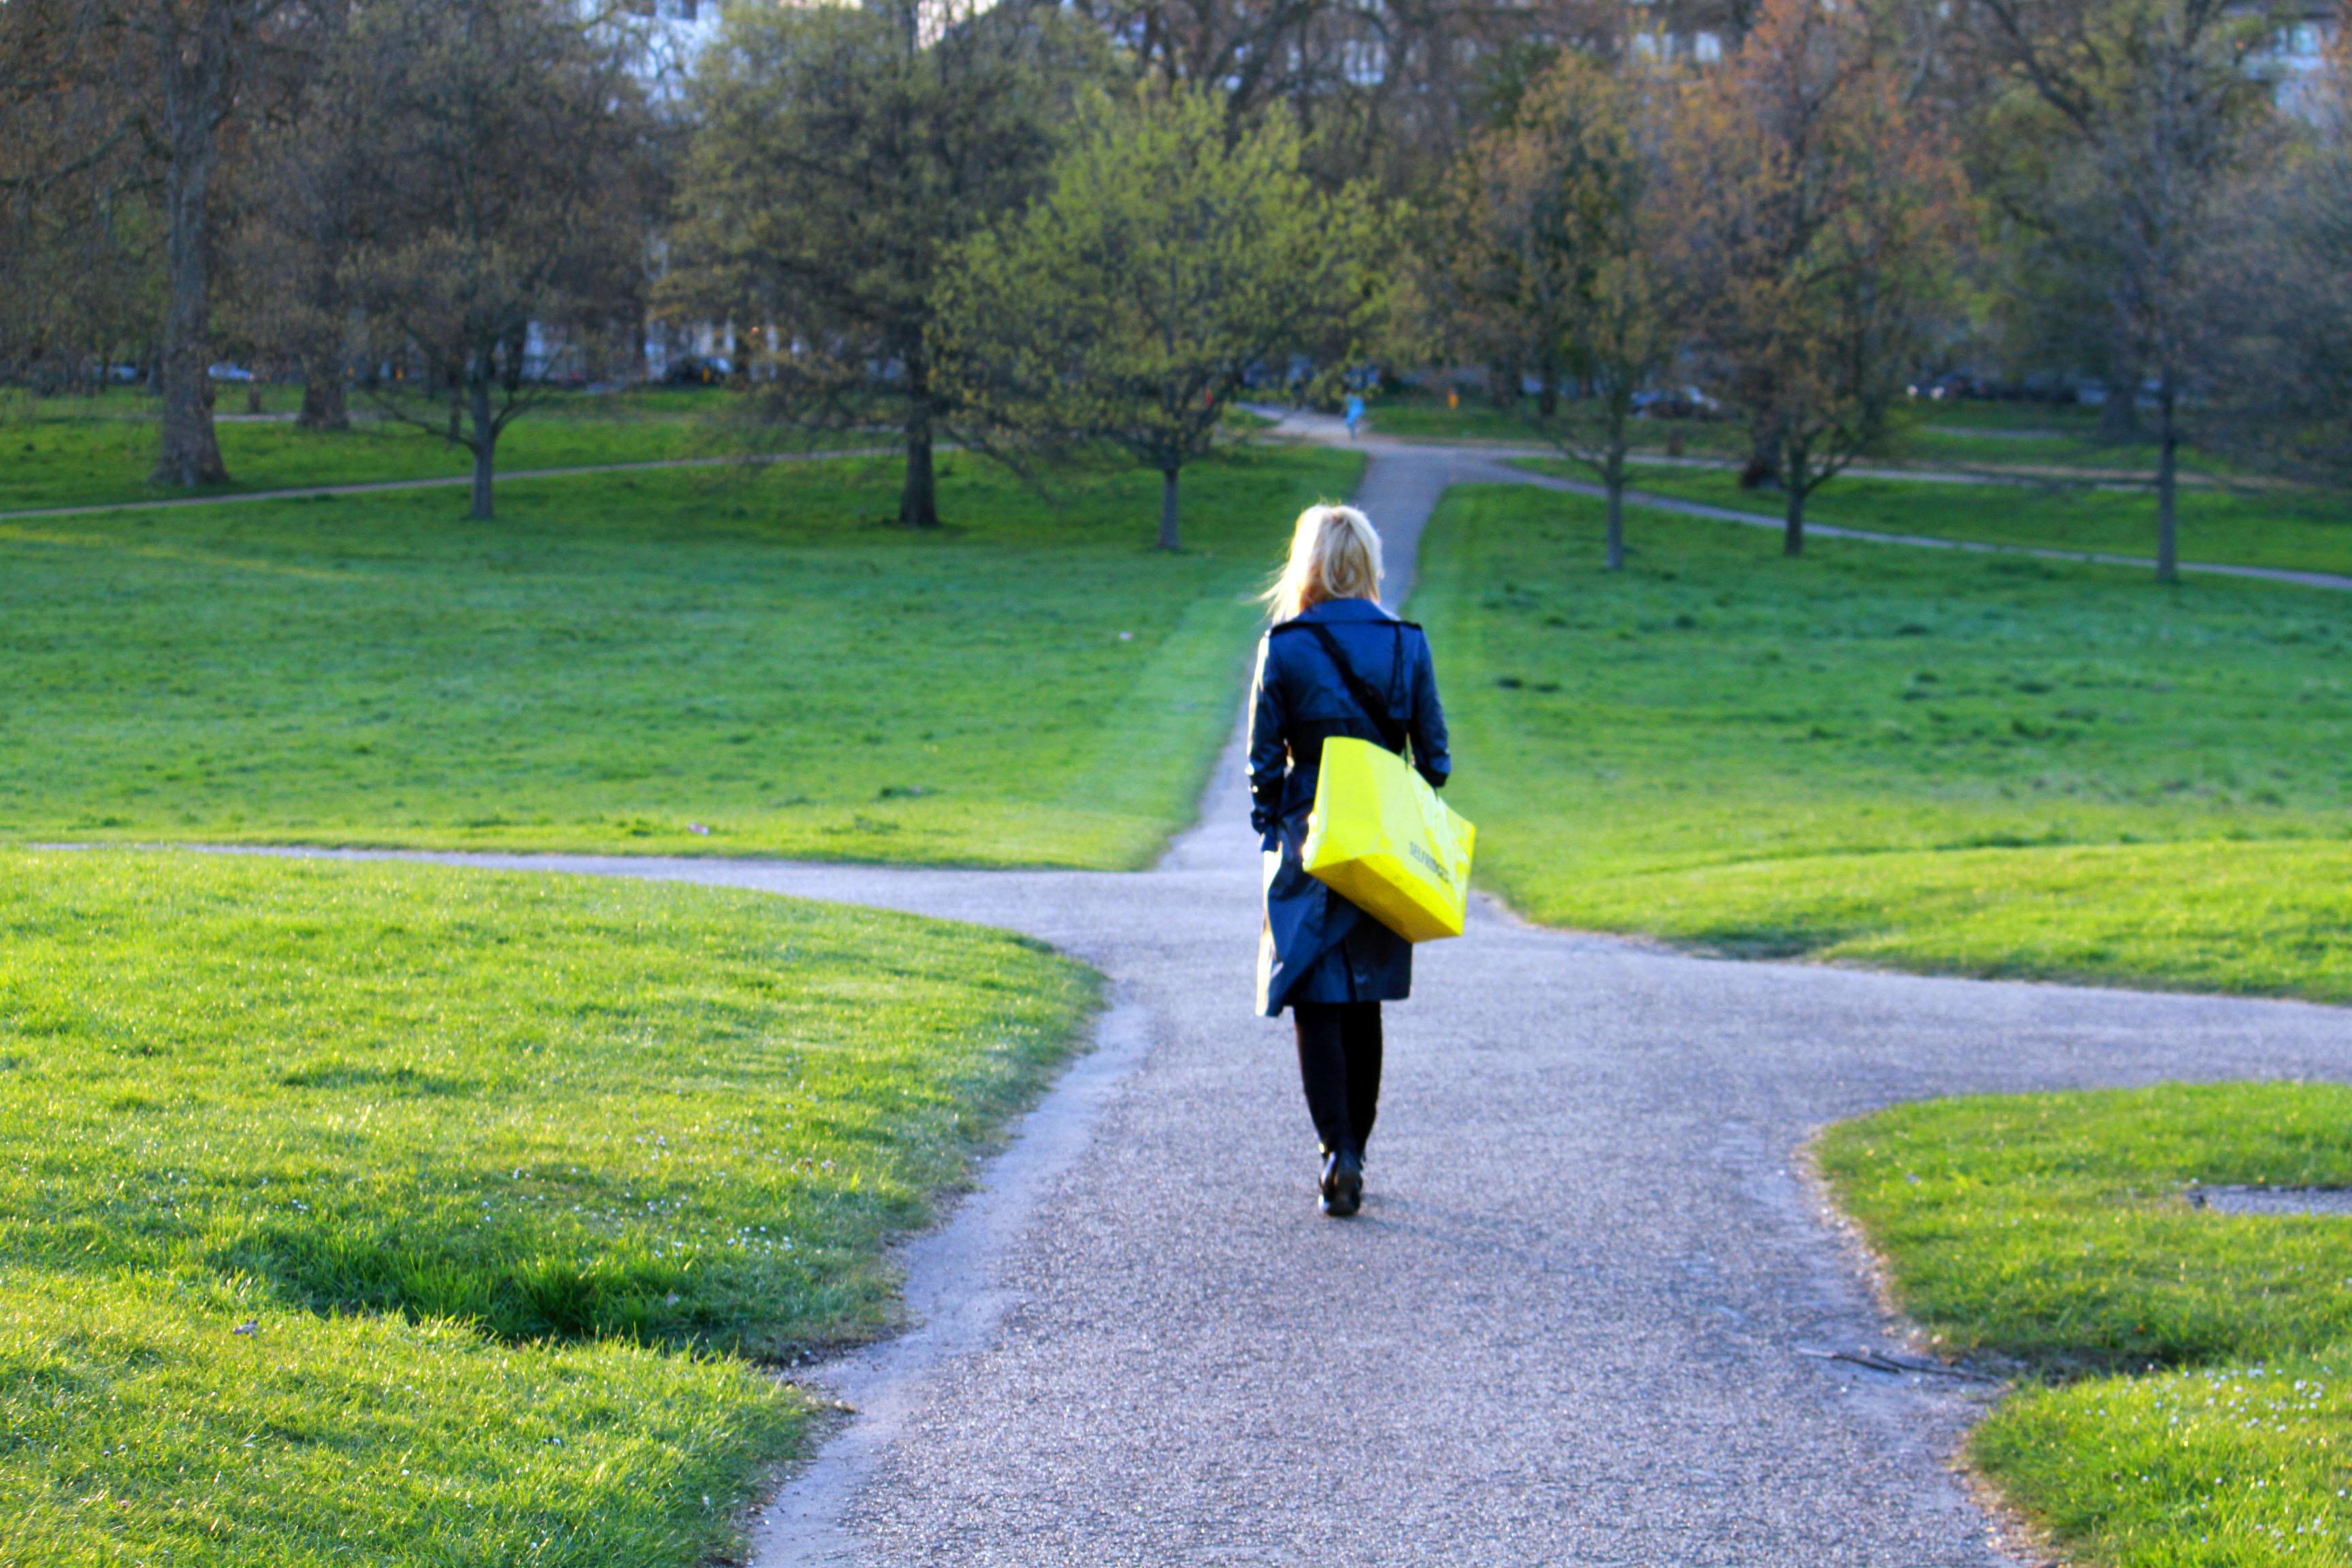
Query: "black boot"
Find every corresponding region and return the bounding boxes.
[1320,1147,1363,1218]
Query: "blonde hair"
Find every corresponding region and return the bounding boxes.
[1264,502,1383,622]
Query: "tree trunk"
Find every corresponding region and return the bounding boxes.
[1158,466,1181,551]
[1487,361,1516,410]
[2155,372,2178,585]
[298,357,349,431]
[246,382,263,415]
[150,9,231,489]
[2097,357,2142,444]
[1603,444,1626,573]
[469,373,496,520]
[1537,361,1558,419]
[900,393,938,528]
[1782,440,1806,557]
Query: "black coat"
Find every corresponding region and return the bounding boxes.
[1248,596,1450,1017]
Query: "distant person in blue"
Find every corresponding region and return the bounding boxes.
[1343,393,1366,440]
[1247,504,1450,1217]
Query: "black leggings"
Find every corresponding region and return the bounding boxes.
[1293,1001,1383,1157]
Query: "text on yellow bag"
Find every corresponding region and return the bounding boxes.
[1301,735,1477,942]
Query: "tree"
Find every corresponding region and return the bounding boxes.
[139,0,303,485]
[2199,41,2352,484]
[225,0,367,430]
[667,0,1109,529]
[1667,0,1969,556]
[344,0,655,520]
[0,0,161,393]
[934,83,1387,551]
[1963,0,2276,581]
[1421,52,1678,571]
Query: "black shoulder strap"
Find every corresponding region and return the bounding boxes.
[1277,619,1409,754]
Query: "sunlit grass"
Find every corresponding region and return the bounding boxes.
[1825,1084,2352,1568]
[0,387,799,512]
[1414,483,2352,1000]
[0,845,1096,1563]
[1526,458,2352,578]
[0,444,1360,867]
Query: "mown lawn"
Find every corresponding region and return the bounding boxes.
[1524,458,2352,578]
[0,387,816,512]
[1414,483,2352,1001]
[0,444,1360,866]
[1364,388,2214,477]
[1823,1084,2352,1568]
[0,846,1096,1565]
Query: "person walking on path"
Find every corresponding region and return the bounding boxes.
[1343,393,1366,440]
[1247,503,1450,1217]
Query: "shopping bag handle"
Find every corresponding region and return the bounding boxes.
[1285,619,1410,757]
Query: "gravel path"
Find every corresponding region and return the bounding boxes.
[208,445,2352,1564]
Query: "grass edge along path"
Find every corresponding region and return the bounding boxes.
[1821,1083,2352,1568]
[0,847,1099,1566]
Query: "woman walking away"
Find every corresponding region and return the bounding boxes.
[1249,503,1450,1218]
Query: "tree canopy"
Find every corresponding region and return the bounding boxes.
[934,81,1388,549]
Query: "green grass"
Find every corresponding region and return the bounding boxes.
[1525,458,2352,579]
[1363,387,2201,474]
[0,388,810,512]
[0,845,1096,1563]
[1413,483,2352,1001]
[0,444,1360,867]
[1361,389,1752,456]
[1822,1084,2352,1567]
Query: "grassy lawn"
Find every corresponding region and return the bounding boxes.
[0,845,1095,1564]
[1522,458,2352,578]
[0,387,870,513]
[0,444,1360,867]
[1363,387,2213,476]
[1822,1083,2352,1567]
[1414,483,2352,1001]
[1361,389,1752,455]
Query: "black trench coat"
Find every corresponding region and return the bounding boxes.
[1249,595,1450,1017]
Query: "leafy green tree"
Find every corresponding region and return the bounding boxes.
[668,0,1109,529]
[934,82,1386,551]
[1420,52,1678,572]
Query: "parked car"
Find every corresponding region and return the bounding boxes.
[1633,385,1721,419]
[207,361,255,382]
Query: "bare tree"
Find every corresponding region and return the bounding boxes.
[0,0,160,393]
[1418,52,1680,571]
[1667,0,1970,556]
[131,0,305,484]
[2200,37,2352,483]
[1963,0,2277,581]
[223,0,366,429]
[345,0,656,520]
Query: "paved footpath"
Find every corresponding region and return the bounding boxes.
[245,448,2352,1565]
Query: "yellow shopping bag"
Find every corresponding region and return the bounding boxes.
[1301,736,1477,942]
